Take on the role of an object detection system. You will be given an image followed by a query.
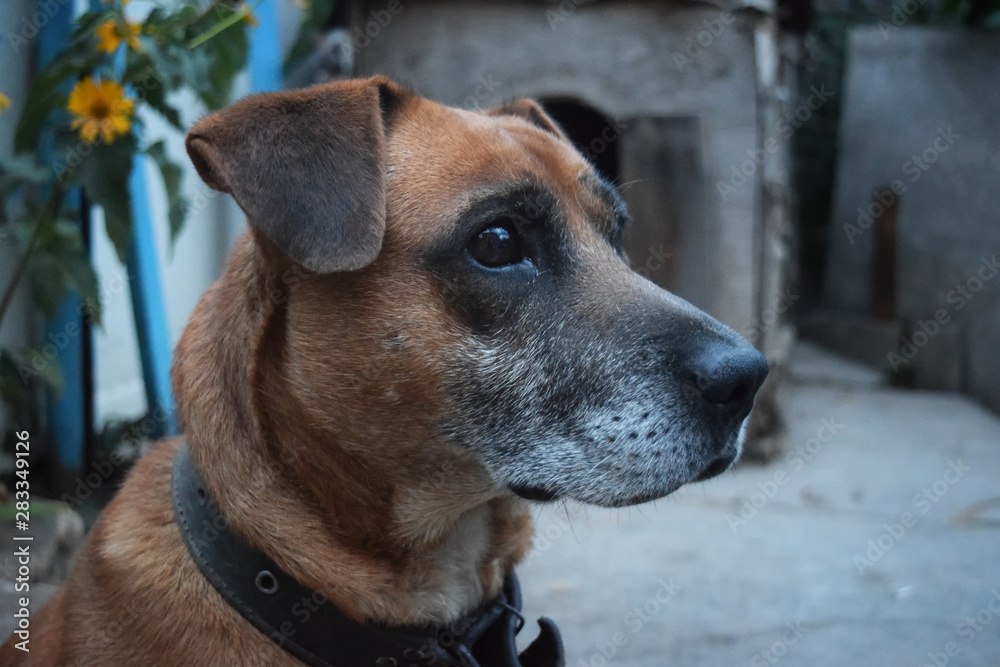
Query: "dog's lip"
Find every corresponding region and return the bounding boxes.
[694,453,737,482]
[508,484,560,502]
[570,484,683,508]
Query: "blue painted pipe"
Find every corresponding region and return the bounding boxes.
[122,0,285,436]
[40,1,86,475]
[126,163,176,437]
[250,0,283,94]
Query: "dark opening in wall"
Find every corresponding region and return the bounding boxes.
[539,98,621,184]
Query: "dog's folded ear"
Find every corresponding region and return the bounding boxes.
[487,99,567,140]
[186,76,406,273]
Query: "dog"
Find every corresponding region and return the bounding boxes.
[2,75,766,666]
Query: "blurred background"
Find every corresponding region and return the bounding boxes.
[0,1,998,665]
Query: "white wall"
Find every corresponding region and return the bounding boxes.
[89,94,243,420]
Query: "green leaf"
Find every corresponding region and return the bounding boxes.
[146,140,189,242]
[285,0,337,72]
[14,48,107,154]
[203,14,249,108]
[0,347,65,400]
[124,53,183,131]
[0,154,51,191]
[12,10,122,153]
[186,48,224,109]
[157,43,217,110]
[77,133,136,261]
[187,2,255,50]
[24,217,100,323]
[22,347,66,396]
[15,75,68,155]
[0,350,31,404]
[141,4,252,111]
[58,10,116,55]
[0,350,27,404]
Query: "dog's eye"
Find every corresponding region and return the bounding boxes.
[468,223,523,268]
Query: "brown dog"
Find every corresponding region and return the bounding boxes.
[2,76,766,666]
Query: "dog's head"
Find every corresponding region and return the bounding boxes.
[185,76,766,509]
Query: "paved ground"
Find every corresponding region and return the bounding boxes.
[4,343,999,666]
[518,342,1000,667]
[0,500,83,647]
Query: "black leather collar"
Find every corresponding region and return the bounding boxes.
[171,442,564,667]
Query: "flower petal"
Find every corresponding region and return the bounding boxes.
[80,120,99,144]
[100,120,116,144]
[110,114,131,137]
[96,20,122,53]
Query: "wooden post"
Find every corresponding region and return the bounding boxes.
[870,185,897,321]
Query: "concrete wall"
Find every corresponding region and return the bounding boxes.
[826,27,1000,410]
[354,0,763,331]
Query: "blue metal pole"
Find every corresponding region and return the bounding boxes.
[105,0,283,440]
[88,0,178,437]
[39,1,86,477]
[125,164,176,436]
[250,0,283,94]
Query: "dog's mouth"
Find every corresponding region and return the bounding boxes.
[508,484,560,502]
[506,443,740,506]
[693,453,738,482]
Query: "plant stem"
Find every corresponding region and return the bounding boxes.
[173,0,227,32]
[187,0,263,49]
[0,188,63,332]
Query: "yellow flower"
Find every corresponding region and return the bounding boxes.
[0,92,10,115]
[95,19,142,53]
[240,5,259,27]
[67,78,134,145]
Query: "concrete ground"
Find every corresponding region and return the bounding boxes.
[518,342,1000,667]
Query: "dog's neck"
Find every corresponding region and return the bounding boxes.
[171,239,534,626]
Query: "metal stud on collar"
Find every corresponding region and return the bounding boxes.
[255,569,279,594]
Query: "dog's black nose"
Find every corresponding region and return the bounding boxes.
[687,344,768,421]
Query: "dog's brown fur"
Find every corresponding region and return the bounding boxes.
[0,77,604,666]
[3,75,767,665]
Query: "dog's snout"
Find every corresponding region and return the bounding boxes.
[687,345,768,421]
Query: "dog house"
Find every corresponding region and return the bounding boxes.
[332,0,796,457]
